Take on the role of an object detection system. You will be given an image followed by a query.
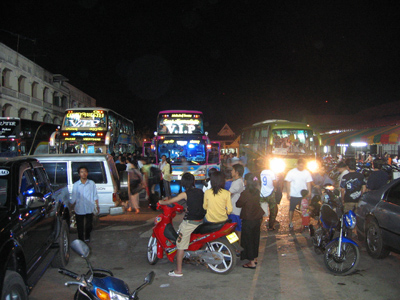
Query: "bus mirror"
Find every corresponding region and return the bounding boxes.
[49,131,57,147]
[105,132,111,145]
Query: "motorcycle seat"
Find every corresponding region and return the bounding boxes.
[192,220,230,234]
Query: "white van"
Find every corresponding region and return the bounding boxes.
[32,154,128,216]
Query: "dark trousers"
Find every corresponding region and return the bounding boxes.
[76,213,93,241]
[240,218,262,261]
[159,179,165,197]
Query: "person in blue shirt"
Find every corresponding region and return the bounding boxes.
[71,166,99,243]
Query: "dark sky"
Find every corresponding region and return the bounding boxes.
[2,0,400,135]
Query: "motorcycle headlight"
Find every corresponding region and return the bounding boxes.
[109,289,130,300]
[270,158,285,174]
[307,160,319,173]
[344,210,356,230]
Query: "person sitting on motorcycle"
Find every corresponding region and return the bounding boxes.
[159,172,206,277]
[203,171,233,223]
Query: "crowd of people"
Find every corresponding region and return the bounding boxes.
[70,148,394,277]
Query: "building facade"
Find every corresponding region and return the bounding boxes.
[0,42,96,124]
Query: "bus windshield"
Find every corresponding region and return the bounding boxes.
[272,129,314,155]
[157,138,206,165]
[63,110,107,130]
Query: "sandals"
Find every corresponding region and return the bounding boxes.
[242,263,256,269]
[168,270,183,277]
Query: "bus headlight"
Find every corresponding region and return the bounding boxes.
[307,161,318,173]
[270,158,285,174]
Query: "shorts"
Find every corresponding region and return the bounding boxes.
[228,214,242,231]
[176,220,202,250]
[344,202,358,212]
[289,197,302,212]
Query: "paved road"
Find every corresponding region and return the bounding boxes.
[30,194,400,300]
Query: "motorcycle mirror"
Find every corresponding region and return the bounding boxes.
[131,271,155,298]
[145,271,155,285]
[71,239,90,258]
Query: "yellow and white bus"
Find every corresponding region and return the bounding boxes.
[240,119,320,175]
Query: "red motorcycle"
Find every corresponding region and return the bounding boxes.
[147,203,241,274]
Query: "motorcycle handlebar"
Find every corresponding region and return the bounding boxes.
[58,268,79,279]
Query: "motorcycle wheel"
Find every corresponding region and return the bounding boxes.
[365,219,390,259]
[205,239,237,274]
[324,240,359,275]
[147,236,159,265]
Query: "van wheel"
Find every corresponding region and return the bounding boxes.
[51,220,70,268]
[1,271,28,300]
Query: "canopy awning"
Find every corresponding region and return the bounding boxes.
[322,125,400,146]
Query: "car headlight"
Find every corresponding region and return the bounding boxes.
[344,210,356,230]
[270,158,285,174]
[307,160,318,173]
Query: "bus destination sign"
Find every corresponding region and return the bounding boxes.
[158,113,203,135]
[0,119,19,138]
[63,110,107,131]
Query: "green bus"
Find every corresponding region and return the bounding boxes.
[239,119,320,175]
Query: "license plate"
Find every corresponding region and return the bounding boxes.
[226,232,239,244]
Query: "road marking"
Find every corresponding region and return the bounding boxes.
[247,237,268,300]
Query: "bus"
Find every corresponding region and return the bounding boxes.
[0,117,59,157]
[240,119,320,176]
[53,108,135,154]
[146,110,220,182]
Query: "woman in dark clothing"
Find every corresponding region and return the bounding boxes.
[236,173,265,269]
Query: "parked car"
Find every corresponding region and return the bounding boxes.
[356,179,400,258]
[32,154,128,217]
[0,157,71,299]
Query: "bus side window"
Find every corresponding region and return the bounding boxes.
[260,127,269,151]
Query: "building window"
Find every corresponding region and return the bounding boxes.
[31,82,39,98]
[18,76,27,94]
[32,111,40,121]
[2,69,12,88]
[18,108,28,119]
[43,87,50,103]
[53,92,61,106]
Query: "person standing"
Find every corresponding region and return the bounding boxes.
[71,166,99,242]
[236,173,265,269]
[340,158,366,212]
[284,159,313,229]
[159,173,205,277]
[366,160,389,191]
[228,164,245,238]
[158,155,167,197]
[162,158,172,198]
[335,161,349,188]
[127,159,143,213]
[260,159,277,230]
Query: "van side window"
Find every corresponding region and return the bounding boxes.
[72,162,107,184]
[42,163,68,185]
[33,167,52,196]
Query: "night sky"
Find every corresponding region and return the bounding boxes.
[2,1,400,135]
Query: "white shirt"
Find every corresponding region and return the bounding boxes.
[260,169,276,197]
[285,168,313,197]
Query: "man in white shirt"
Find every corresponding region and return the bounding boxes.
[284,159,313,229]
[260,160,277,230]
